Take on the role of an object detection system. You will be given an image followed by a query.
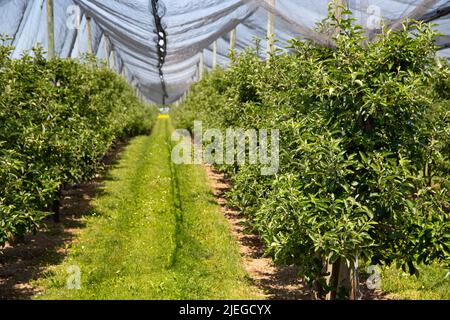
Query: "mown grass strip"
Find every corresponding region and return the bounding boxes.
[35,118,260,300]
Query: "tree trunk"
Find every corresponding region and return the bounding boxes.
[52,185,63,223]
[310,251,329,300]
[328,258,352,299]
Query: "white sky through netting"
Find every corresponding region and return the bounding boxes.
[0,0,449,104]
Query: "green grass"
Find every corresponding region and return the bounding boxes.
[34,118,260,300]
[31,117,449,301]
[381,264,450,300]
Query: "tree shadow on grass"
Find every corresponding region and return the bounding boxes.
[0,141,129,300]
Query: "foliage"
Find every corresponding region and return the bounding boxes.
[172,8,450,297]
[0,43,156,246]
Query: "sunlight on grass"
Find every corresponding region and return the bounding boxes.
[382,264,450,300]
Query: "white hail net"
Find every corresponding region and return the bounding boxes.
[0,0,449,104]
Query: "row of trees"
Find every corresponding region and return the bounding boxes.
[172,10,450,298]
[0,40,156,247]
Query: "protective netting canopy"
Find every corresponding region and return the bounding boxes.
[1,0,449,104]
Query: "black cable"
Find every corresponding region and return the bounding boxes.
[151,0,168,105]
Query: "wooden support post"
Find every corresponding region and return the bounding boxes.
[104,35,110,68]
[46,0,55,59]
[199,50,204,80]
[333,0,349,20]
[212,40,218,69]
[266,0,276,57]
[112,49,117,72]
[330,1,349,44]
[328,258,353,300]
[230,28,236,52]
[196,64,199,81]
[76,14,81,57]
[86,16,94,55]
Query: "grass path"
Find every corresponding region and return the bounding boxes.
[35,118,261,299]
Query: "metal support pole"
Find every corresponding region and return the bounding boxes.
[75,14,82,58]
[46,0,55,59]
